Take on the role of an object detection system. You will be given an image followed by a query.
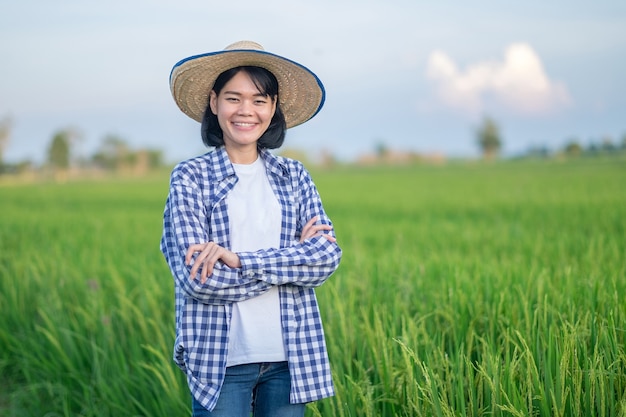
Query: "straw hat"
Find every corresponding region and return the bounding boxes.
[170,40,325,129]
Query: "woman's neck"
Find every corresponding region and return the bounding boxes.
[225,145,259,164]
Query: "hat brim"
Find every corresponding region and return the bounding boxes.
[170,49,325,129]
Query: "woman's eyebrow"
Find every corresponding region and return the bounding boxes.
[222,90,267,97]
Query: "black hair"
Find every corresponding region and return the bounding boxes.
[200,66,287,149]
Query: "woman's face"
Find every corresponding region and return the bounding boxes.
[209,70,277,154]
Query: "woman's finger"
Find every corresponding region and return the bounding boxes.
[300,216,319,242]
[312,227,336,242]
[189,243,215,280]
[185,243,205,265]
[189,253,203,279]
[320,233,337,243]
[301,216,318,236]
[185,243,240,283]
[200,249,220,283]
[305,224,333,239]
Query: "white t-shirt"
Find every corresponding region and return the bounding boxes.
[225,156,286,366]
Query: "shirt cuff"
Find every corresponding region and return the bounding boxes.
[238,251,265,278]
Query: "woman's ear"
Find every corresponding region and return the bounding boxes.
[209,91,218,115]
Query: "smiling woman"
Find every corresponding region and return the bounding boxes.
[161,41,341,417]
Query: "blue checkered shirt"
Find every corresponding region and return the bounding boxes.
[160,147,342,411]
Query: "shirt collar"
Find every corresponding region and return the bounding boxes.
[259,148,290,179]
[207,147,236,182]
[209,147,289,181]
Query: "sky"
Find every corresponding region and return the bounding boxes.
[1,0,625,164]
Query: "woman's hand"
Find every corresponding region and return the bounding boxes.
[185,242,242,284]
[300,216,337,243]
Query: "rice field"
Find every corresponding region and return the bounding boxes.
[1,157,625,416]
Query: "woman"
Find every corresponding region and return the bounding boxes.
[161,41,342,417]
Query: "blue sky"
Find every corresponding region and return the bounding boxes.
[1,0,625,164]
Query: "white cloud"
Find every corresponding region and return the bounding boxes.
[426,43,572,115]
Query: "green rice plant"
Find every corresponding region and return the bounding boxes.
[1,177,189,416]
[311,159,626,417]
[1,158,625,416]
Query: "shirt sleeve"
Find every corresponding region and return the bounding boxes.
[238,163,342,287]
[160,165,273,305]
[238,236,341,287]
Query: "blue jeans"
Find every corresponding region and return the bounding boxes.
[191,362,305,417]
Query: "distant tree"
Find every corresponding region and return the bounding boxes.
[14,160,34,174]
[46,127,82,171]
[375,140,389,159]
[48,130,72,169]
[564,140,582,157]
[146,149,164,169]
[130,148,164,174]
[621,134,626,150]
[91,135,164,173]
[476,116,502,159]
[0,116,12,170]
[92,134,131,170]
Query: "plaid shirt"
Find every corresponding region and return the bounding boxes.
[160,147,342,411]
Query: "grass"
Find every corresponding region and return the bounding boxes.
[1,158,625,416]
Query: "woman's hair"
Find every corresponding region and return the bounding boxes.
[201,66,286,149]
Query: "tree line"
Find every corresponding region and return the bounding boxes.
[0,119,164,177]
[1,115,624,177]
[476,116,626,160]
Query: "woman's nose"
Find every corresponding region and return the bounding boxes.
[237,100,252,115]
